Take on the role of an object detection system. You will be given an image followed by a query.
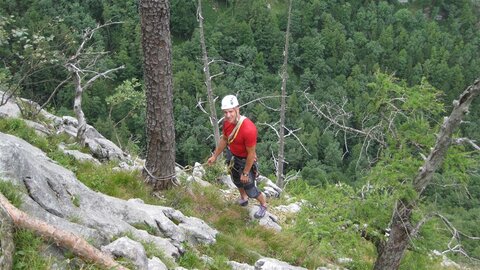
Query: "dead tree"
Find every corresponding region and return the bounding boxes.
[197,0,220,145]
[276,0,293,188]
[373,78,480,270]
[64,23,124,146]
[0,192,127,270]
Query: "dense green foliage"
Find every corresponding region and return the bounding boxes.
[1,0,480,268]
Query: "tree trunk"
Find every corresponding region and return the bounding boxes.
[373,201,412,270]
[73,73,87,146]
[140,0,176,190]
[276,0,292,188]
[374,78,480,270]
[0,193,127,270]
[198,0,220,146]
[0,198,14,270]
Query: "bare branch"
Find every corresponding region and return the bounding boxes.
[35,75,72,114]
[435,213,480,261]
[452,138,480,150]
[240,95,284,108]
[209,72,224,80]
[259,122,280,138]
[207,58,245,68]
[195,97,209,115]
[284,126,311,156]
[303,92,385,146]
[283,170,301,188]
[83,65,125,90]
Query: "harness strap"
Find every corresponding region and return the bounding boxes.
[227,116,246,145]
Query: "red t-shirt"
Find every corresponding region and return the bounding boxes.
[223,117,257,158]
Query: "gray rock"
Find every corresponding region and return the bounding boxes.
[256,176,282,198]
[254,258,307,270]
[186,175,211,187]
[85,137,126,161]
[0,132,218,263]
[148,257,168,270]
[274,201,305,214]
[101,237,148,270]
[219,174,236,189]
[192,162,206,179]
[0,92,21,118]
[62,116,78,126]
[58,143,100,164]
[228,261,255,270]
[249,206,282,232]
[24,119,52,136]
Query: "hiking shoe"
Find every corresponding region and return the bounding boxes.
[237,197,248,207]
[254,205,267,219]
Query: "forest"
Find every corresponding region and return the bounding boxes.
[1,0,480,269]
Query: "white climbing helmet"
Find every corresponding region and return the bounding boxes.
[221,95,239,110]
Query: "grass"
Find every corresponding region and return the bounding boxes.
[0,180,23,207]
[12,229,54,270]
[75,161,155,203]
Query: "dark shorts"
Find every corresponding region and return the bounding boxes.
[230,156,261,198]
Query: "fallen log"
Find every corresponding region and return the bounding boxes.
[0,192,128,270]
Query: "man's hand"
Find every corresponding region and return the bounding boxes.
[240,173,249,183]
[207,154,216,165]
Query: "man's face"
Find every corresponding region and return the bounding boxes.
[223,107,238,124]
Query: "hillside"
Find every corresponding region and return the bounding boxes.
[1,89,478,269]
[1,0,480,269]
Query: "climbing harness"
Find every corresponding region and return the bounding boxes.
[227,115,245,145]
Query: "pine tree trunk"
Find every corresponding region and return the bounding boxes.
[140,0,176,190]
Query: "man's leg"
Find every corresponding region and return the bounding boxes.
[256,191,267,206]
[239,188,248,200]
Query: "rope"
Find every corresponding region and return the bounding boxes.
[143,165,179,186]
[179,161,209,173]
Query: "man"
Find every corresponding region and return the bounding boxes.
[207,95,267,219]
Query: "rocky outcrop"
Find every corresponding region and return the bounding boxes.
[0,132,218,268]
[0,91,130,162]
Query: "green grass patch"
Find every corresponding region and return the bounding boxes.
[0,180,23,207]
[0,118,49,151]
[131,222,158,236]
[13,229,53,269]
[75,162,154,203]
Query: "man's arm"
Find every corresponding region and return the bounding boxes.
[207,135,228,164]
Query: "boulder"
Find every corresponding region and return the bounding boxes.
[102,237,149,270]
[255,258,308,270]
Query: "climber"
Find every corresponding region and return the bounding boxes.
[207,95,267,219]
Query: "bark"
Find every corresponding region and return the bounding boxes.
[198,0,220,145]
[0,193,127,270]
[0,198,14,270]
[140,0,176,190]
[276,0,292,188]
[374,78,480,270]
[73,73,87,146]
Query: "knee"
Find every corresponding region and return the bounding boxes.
[245,185,260,198]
